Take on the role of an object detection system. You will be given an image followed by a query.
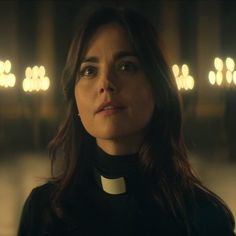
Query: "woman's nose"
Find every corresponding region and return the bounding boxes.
[98,68,117,94]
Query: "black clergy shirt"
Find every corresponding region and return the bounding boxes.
[17,146,236,236]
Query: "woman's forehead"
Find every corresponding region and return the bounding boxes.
[82,23,134,59]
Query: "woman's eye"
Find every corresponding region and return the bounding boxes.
[118,61,139,73]
[79,66,97,78]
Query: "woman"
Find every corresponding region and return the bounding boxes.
[18,6,235,236]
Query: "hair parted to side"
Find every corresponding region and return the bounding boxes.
[48,6,235,232]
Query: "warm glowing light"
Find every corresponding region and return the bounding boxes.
[233,71,236,84]
[39,66,46,78]
[226,57,235,72]
[172,63,194,91]
[32,66,39,79]
[226,71,233,84]
[182,64,189,77]
[214,57,223,71]
[4,60,11,73]
[8,74,16,87]
[0,60,16,88]
[172,64,179,77]
[208,71,216,85]
[25,67,32,78]
[22,65,50,92]
[216,71,223,85]
[187,76,194,90]
[179,75,184,89]
[209,57,236,87]
[175,77,181,90]
[42,76,50,90]
[23,79,29,91]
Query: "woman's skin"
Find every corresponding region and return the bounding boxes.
[74,23,155,156]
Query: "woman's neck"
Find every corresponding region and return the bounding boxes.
[96,136,142,156]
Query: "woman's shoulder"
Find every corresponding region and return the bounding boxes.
[190,186,235,235]
[18,182,57,236]
[21,181,56,219]
[193,186,232,219]
[27,182,55,203]
[29,182,55,198]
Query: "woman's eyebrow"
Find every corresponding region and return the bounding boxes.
[81,56,98,63]
[114,51,137,60]
[81,51,137,64]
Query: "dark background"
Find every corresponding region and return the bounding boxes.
[0,1,236,157]
[0,1,236,235]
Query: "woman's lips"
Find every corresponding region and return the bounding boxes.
[97,107,125,116]
[95,101,125,114]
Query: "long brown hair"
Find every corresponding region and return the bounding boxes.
[49,6,235,232]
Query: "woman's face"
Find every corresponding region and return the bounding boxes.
[74,23,155,153]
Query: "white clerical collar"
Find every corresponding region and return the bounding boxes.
[100,175,126,195]
[92,146,139,195]
[93,167,127,195]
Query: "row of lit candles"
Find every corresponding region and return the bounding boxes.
[208,57,236,86]
[172,57,236,91]
[1,57,236,92]
[0,60,50,92]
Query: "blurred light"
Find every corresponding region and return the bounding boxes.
[32,66,38,80]
[209,57,236,87]
[0,60,16,88]
[22,65,50,92]
[233,71,236,84]
[39,66,45,78]
[187,76,194,90]
[209,71,216,85]
[172,63,195,91]
[216,71,223,85]
[179,75,184,89]
[23,78,30,91]
[172,64,179,77]
[214,57,223,71]
[25,67,32,78]
[4,60,11,73]
[8,74,16,87]
[226,57,235,72]
[226,71,233,84]
[175,77,180,90]
[41,76,50,91]
[182,64,189,77]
